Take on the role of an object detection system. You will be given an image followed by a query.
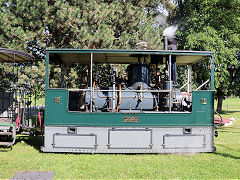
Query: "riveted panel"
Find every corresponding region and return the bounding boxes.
[108,128,152,149]
[163,134,205,149]
[53,133,97,149]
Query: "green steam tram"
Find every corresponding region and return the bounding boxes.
[41,45,216,153]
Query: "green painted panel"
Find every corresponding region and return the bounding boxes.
[45,89,214,127]
[192,90,214,124]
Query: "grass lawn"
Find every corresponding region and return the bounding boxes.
[0,98,239,179]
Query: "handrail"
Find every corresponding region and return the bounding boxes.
[214,110,223,123]
[180,82,188,90]
[196,79,210,90]
[68,89,173,93]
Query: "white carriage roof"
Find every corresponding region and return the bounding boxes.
[0,48,34,63]
[47,49,214,65]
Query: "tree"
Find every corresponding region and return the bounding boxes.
[0,0,167,50]
[0,0,168,96]
[171,0,240,112]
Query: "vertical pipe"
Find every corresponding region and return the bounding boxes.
[210,55,214,90]
[172,56,177,84]
[187,65,190,93]
[13,54,15,83]
[45,52,49,89]
[13,54,16,123]
[35,89,37,126]
[187,64,192,93]
[90,53,93,112]
[112,67,116,112]
[13,54,16,122]
[44,52,49,133]
[17,60,19,83]
[169,54,172,113]
[164,36,168,50]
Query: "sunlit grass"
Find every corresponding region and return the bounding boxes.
[0,97,239,179]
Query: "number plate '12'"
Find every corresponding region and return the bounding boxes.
[54,97,61,103]
[201,98,207,104]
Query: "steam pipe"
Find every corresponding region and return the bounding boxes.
[164,36,168,50]
[93,81,95,102]
[172,56,177,84]
[116,84,121,112]
[97,88,113,98]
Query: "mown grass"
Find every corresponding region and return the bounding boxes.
[0,98,239,179]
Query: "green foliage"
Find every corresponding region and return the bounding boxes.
[171,0,240,111]
[0,0,167,95]
[0,63,12,91]
[0,0,165,49]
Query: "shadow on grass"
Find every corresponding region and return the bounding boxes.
[218,110,240,115]
[214,152,240,160]
[15,135,43,152]
[215,126,240,133]
[214,142,240,160]
[217,143,239,152]
[217,130,240,133]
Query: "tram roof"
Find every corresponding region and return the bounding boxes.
[0,48,34,63]
[47,49,214,65]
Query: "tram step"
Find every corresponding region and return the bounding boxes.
[0,132,13,136]
[0,142,12,146]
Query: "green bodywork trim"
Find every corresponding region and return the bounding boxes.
[47,49,214,56]
[45,89,214,127]
[46,52,49,89]
[47,49,214,66]
[45,49,215,127]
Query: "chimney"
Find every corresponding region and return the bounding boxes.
[162,26,178,50]
[163,26,178,84]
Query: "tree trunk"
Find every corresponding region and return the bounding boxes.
[217,95,223,113]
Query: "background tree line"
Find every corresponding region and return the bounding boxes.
[0,0,239,112]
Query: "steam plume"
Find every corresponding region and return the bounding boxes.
[163,25,178,37]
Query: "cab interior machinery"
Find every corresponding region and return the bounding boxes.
[49,50,213,115]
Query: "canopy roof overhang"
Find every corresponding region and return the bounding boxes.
[0,48,34,63]
[48,49,214,65]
